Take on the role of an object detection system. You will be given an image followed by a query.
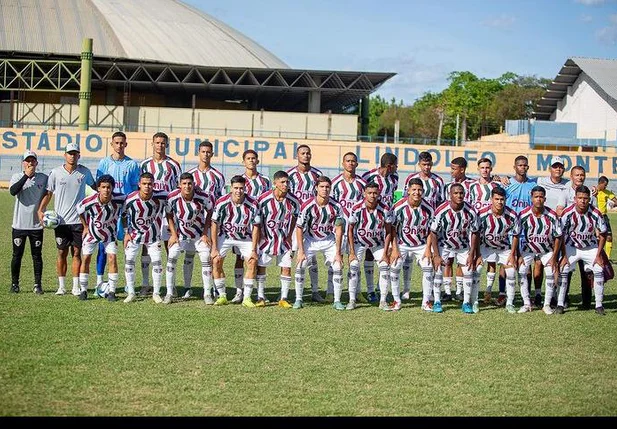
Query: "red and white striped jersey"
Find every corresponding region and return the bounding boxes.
[361,167,398,208]
[348,200,392,248]
[403,172,445,210]
[243,172,271,198]
[140,157,182,195]
[331,173,367,214]
[444,177,475,204]
[468,179,502,212]
[187,165,226,202]
[518,206,562,254]
[285,166,322,205]
[331,173,366,235]
[76,193,125,244]
[560,204,607,249]
[124,191,167,244]
[258,190,301,255]
[391,198,434,247]
[477,206,520,250]
[297,197,343,241]
[430,201,478,251]
[165,188,213,240]
[212,194,260,241]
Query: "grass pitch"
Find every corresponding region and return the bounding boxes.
[0,190,616,416]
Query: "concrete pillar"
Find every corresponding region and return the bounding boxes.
[308,75,321,113]
[78,38,93,130]
[308,90,321,113]
[360,96,369,137]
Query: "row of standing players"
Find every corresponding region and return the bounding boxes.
[9,132,615,314]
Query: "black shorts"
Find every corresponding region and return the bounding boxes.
[603,214,612,235]
[12,228,44,252]
[54,224,84,250]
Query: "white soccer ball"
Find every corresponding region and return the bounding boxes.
[42,210,60,229]
[608,199,615,210]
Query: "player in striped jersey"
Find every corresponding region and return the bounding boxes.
[401,151,444,301]
[231,150,272,305]
[361,152,398,303]
[188,140,226,204]
[468,158,501,212]
[186,140,226,298]
[469,160,506,304]
[330,152,367,303]
[294,176,344,309]
[562,166,595,310]
[165,173,214,305]
[517,186,562,314]
[557,185,608,315]
[389,178,435,312]
[257,170,301,308]
[76,175,125,302]
[347,182,394,310]
[504,156,540,307]
[442,157,476,303]
[429,183,479,314]
[444,157,475,204]
[122,172,167,303]
[210,175,261,307]
[475,187,520,313]
[139,132,182,296]
[286,145,325,302]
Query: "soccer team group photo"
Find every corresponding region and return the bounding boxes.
[10,131,615,316]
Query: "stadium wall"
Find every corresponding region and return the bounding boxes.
[0,104,359,141]
[1,128,616,187]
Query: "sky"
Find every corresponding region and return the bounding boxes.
[185,0,617,105]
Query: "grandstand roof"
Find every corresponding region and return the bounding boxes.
[535,57,617,120]
[0,0,395,113]
[0,0,289,68]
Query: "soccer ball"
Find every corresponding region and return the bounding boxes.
[42,210,60,229]
[608,199,615,210]
[96,282,109,298]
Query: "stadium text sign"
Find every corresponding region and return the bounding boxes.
[1,128,616,177]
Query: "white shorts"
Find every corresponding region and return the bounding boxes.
[292,231,299,252]
[161,218,171,241]
[125,241,162,262]
[520,250,555,269]
[352,244,386,262]
[218,238,253,259]
[303,237,338,266]
[480,246,513,266]
[82,240,117,256]
[562,246,600,273]
[168,237,211,259]
[341,234,349,255]
[258,250,293,268]
[442,247,471,266]
[399,244,431,267]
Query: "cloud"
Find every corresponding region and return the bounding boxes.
[575,0,607,5]
[482,14,517,29]
[595,13,617,44]
[361,56,452,104]
[580,13,593,22]
[596,25,617,44]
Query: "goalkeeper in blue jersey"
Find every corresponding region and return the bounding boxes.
[95,132,140,294]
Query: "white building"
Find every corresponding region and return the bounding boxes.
[535,57,617,144]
